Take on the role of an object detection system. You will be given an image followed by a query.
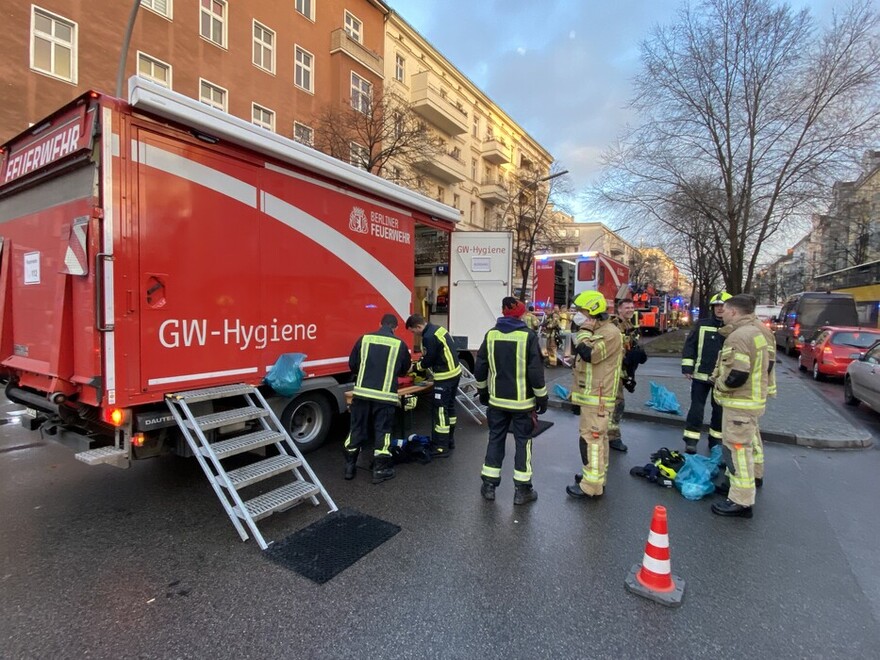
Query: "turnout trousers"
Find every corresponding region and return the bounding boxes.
[431,376,460,450]
[607,389,625,442]
[344,398,395,464]
[578,404,609,496]
[684,379,723,448]
[721,407,764,506]
[481,407,534,486]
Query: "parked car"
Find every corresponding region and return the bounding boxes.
[774,292,859,356]
[844,340,880,412]
[798,326,880,380]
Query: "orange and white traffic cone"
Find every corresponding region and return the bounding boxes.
[624,505,685,607]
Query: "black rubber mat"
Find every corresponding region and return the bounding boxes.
[508,419,555,438]
[264,508,401,584]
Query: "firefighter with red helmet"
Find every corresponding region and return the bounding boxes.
[343,314,412,484]
[566,290,623,498]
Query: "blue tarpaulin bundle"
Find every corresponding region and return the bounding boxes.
[265,353,306,397]
[552,383,571,400]
[645,381,683,415]
[675,445,724,500]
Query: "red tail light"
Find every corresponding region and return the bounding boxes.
[103,407,128,426]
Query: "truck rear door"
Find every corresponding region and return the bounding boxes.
[449,231,513,350]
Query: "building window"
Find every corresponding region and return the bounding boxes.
[437,186,445,203]
[252,104,274,131]
[395,54,405,82]
[391,166,402,182]
[295,0,314,20]
[253,21,274,73]
[294,46,314,92]
[351,72,372,114]
[31,7,77,83]
[199,79,227,111]
[141,0,172,19]
[350,142,369,170]
[294,122,313,147]
[137,52,171,88]
[453,193,460,209]
[344,11,362,43]
[472,115,479,138]
[200,0,226,47]
[471,159,477,180]
[469,201,476,222]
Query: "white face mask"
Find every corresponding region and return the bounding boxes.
[573,312,588,327]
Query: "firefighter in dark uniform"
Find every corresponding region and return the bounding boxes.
[474,297,548,505]
[405,314,462,457]
[681,291,730,453]
[344,313,412,484]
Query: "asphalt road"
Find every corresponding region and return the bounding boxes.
[2,398,880,658]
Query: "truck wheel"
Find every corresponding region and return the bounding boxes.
[280,392,333,453]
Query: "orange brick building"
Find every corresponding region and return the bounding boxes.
[0,0,389,144]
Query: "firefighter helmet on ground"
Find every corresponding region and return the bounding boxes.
[573,290,607,316]
[709,291,732,306]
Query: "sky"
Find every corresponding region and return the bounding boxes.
[387,0,844,250]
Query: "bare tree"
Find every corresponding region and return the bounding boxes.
[496,165,571,301]
[311,87,442,184]
[597,0,880,293]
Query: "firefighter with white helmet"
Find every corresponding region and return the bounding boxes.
[566,290,623,499]
[681,291,731,454]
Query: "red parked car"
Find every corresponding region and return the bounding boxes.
[798,326,880,380]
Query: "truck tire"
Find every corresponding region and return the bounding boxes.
[280,392,333,453]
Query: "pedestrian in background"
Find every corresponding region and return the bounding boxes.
[543,304,562,367]
[405,314,461,457]
[344,314,411,484]
[566,290,623,499]
[710,294,775,518]
[681,292,730,454]
[524,305,541,333]
[474,297,548,505]
[608,298,645,453]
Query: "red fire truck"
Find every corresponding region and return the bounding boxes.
[531,251,630,311]
[633,291,670,335]
[0,78,512,465]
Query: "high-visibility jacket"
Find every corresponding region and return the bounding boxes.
[610,313,639,350]
[682,316,724,380]
[418,323,461,381]
[474,317,547,411]
[571,318,623,407]
[523,312,541,332]
[349,326,412,404]
[712,315,774,413]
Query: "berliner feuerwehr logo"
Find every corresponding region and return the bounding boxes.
[349,206,369,233]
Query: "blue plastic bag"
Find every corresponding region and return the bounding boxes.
[265,353,306,397]
[675,445,723,500]
[552,383,571,400]
[644,381,683,415]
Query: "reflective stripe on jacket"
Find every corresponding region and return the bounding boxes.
[350,327,412,404]
[682,316,724,380]
[571,318,623,406]
[420,323,461,381]
[474,319,547,411]
[712,315,771,412]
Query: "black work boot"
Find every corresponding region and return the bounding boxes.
[480,481,496,501]
[513,484,537,505]
[683,441,697,455]
[609,439,628,452]
[713,480,730,496]
[429,443,451,458]
[711,498,753,518]
[344,453,358,480]
[372,457,395,485]
[755,477,763,488]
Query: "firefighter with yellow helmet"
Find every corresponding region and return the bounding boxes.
[566,290,623,499]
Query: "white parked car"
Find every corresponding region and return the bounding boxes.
[844,340,880,413]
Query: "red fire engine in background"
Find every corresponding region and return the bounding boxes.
[531,252,630,311]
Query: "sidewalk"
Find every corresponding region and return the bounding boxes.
[544,356,873,449]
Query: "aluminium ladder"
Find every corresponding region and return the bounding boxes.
[165,383,337,550]
[456,364,487,424]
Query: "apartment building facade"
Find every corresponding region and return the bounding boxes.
[0,0,389,146]
[383,12,554,232]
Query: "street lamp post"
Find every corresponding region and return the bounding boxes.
[116,0,143,97]
[585,224,630,252]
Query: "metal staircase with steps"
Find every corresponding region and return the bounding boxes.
[456,364,487,424]
[164,383,337,550]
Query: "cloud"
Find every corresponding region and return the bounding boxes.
[516,46,527,55]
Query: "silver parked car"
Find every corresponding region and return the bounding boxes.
[844,340,880,413]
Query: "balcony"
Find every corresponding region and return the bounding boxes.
[410,70,468,135]
[478,179,507,204]
[330,29,383,77]
[481,137,509,164]
[415,150,467,184]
